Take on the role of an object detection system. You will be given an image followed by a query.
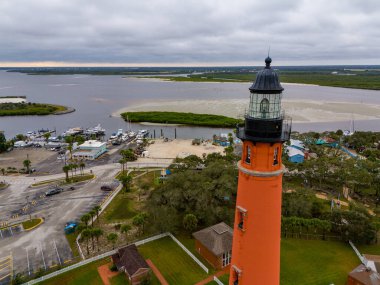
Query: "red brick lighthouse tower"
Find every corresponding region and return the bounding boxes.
[229,57,291,285]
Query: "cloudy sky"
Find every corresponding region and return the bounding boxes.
[0,0,379,66]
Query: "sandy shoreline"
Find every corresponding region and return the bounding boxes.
[112,98,380,123]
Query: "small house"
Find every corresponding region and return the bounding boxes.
[111,244,150,285]
[347,264,380,285]
[193,222,233,270]
[286,146,305,163]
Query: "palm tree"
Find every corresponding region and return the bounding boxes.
[62,165,70,182]
[120,224,131,242]
[81,214,91,228]
[1,168,5,176]
[92,228,103,251]
[81,228,92,255]
[119,174,132,193]
[79,161,85,175]
[119,158,127,173]
[43,132,51,143]
[93,205,101,223]
[72,163,78,176]
[107,233,118,250]
[89,210,96,227]
[23,159,31,174]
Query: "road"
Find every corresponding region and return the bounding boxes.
[0,163,120,279]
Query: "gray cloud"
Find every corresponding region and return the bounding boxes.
[0,0,379,65]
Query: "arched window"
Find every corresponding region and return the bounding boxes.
[260,98,269,118]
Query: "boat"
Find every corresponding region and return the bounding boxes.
[84,124,106,135]
[62,127,83,137]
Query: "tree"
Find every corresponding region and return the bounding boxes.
[89,210,96,227]
[81,228,92,255]
[119,158,127,173]
[107,233,118,249]
[93,205,102,223]
[183,214,198,234]
[92,228,103,251]
[119,174,132,193]
[120,149,137,161]
[79,161,85,175]
[0,132,9,153]
[120,224,132,241]
[133,213,148,235]
[43,132,51,143]
[1,168,5,176]
[62,165,70,182]
[81,214,91,228]
[23,159,31,174]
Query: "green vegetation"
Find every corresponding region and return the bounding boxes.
[158,70,380,90]
[280,238,359,285]
[31,174,94,187]
[103,193,137,221]
[37,258,108,285]
[121,111,243,128]
[138,236,209,285]
[109,273,128,285]
[0,102,69,116]
[0,182,8,189]
[22,218,42,230]
[65,232,80,258]
[146,153,238,233]
[205,274,229,285]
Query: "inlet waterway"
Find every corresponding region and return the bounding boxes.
[0,71,379,139]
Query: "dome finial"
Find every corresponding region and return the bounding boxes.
[265,46,272,68]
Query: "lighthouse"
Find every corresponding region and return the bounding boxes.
[229,57,291,285]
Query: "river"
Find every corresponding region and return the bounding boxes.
[0,71,379,139]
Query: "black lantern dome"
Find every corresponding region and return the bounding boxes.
[236,56,291,143]
[249,57,284,94]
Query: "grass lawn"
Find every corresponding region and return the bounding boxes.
[138,236,209,285]
[358,243,380,255]
[31,174,94,187]
[22,218,42,230]
[281,238,360,285]
[37,258,108,285]
[102,192,137,221]
[205,274,230,285]
[65,232,80,258]
[109,273,128,285]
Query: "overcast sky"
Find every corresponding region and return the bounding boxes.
[0,0,379,66]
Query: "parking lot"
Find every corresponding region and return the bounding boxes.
[0,164,119,280]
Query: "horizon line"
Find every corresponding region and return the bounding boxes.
[0,60,379,68]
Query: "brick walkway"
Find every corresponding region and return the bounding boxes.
[194,270,226,285]
[97,263,119,285]
[146,259,169,285]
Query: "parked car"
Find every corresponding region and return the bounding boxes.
[100,185,113,191]
[68,186,75,191]
[64,221,77,234]
[45,187,63,196]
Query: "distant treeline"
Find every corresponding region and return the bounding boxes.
[0,102,68,116]
[121,111,243,127]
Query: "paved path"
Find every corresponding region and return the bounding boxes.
[194,270,226,285]
[97,263,119,285]
[146,259,169,285]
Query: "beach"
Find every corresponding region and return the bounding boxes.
[113,98,380,123]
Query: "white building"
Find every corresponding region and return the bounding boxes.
[72,140,107,160]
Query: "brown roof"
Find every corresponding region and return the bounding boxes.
[192,222,232,256]
[111,244,149,276]
[349,264,380,285]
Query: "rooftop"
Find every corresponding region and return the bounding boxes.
[111,244,149,276]
[80,140,106,148]
[192,222,233,256]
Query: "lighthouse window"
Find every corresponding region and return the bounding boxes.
[245,146,251,164]
[273,147,279,165]
[260,98,270,118]
[237,206,247,231]
[232,265,242,285]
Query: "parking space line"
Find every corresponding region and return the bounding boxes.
[40,242,47,270]
[53,240,62,266]
[64,259,71,264]
[26,249,30,276]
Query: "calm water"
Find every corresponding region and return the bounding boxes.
[0,71,379,139]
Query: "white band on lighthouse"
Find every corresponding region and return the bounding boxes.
[237,161,284,177]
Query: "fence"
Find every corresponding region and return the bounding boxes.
[213,276,225,285]
[22,232,208,284]
[168,233,209,273]
[281,232,342,242]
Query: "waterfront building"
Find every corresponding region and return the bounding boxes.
[72,140,107,160]
[230,57,291,285]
